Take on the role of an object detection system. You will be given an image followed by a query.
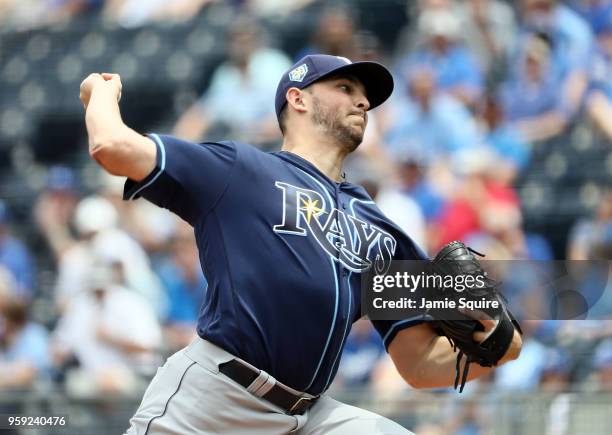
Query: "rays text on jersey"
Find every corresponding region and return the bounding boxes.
[273,181,396,274]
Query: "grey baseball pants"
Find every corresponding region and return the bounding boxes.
[125,338,413,434]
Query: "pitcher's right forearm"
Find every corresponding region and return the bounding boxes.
[85,81,124,153]
[84,82,156,180]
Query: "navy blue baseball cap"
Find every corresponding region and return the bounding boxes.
[275,54,394,121]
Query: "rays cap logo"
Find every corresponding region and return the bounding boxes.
[275,53,394,123]
[288,64,308,82]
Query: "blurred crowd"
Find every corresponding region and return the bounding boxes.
[0,174,203,396]
[0,0,611,433]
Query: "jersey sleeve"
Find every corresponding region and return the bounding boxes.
[371,317,426,350]
[123,134,237,225]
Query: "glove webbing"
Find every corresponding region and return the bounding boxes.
[447,317,516,392]
[455,351,471,393]
[446,337,471,393]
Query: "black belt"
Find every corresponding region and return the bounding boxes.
[218,359,318,415]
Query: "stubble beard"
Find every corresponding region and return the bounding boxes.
[311,96,364,153]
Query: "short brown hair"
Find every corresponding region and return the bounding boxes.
[278,107,288,135]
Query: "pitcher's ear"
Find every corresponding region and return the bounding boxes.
[286,87,308,114]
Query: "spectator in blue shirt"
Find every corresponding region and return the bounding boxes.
[396,8,484,108]
[594,338,612,391]
[586,5,612,139]
[172,16,291,149]
[335,319,385,388]
[568,188,612,260]
[0,201,36,299]
[477,93,531,184]
[521,0,593,71]
[157,223,207,352]
[568,0,612,32]
[385,64,481,164]
[538,347,572,393]
[494,324,549,392]
[500,32,569,142]
[0,298,50,390]
[517,0,594,122]
[393,150,446,223]
[455,0,518,84]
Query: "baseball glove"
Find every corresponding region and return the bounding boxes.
[427,241,522,392]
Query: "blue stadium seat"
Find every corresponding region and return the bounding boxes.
[79,32,108,60]
[18,82,46,111]
[25,34,52,61]
[544,152,568,180]
[111,52,140,82]
[520,181,554,214]
[0,107,28,139]
[579,182,602,209]
[132,30,161,58]
[55,54,84,84]
[165,51,195,82]
[187,29,216,56]
[3,55,29,85]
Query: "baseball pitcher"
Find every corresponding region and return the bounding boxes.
[80,54,522,434]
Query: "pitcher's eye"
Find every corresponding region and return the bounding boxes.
[339,84,351,93]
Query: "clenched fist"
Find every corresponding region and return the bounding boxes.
[79,72,122,110]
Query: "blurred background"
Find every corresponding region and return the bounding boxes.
[0,0,611,433]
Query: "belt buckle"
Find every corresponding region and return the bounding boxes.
[288,397,312,415]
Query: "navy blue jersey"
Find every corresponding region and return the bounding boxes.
[124,134,428,395]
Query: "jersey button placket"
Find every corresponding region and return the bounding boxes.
[332,188,346,280]
[335,188,349,290]
[337,190,346,272]
[341,193,348,274]
[321,185,351,391]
